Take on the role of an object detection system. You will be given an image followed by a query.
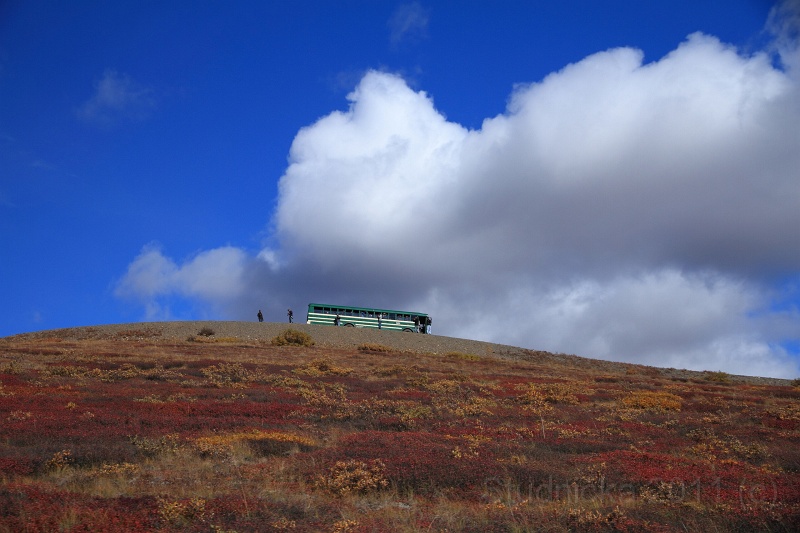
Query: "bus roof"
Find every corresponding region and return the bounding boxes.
[307,303,428,317]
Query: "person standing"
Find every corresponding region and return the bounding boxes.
[257,310,263,322]
[287,309,293,323]
[334,314,340,326]
[377,313,382,329]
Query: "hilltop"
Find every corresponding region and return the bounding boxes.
[1,322,799,531]
[7,321,789,386]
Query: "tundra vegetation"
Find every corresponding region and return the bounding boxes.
[0,326,799,531]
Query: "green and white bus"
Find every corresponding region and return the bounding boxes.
[306,303,432,333]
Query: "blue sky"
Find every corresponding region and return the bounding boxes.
[2,1,800,378]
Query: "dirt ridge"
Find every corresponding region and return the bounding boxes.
[2,320,791,386]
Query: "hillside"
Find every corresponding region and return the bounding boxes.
[1,322,799,531]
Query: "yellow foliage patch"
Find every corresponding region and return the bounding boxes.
[293,358,352,376]
[195,429,317,447]
[621,390,682,411]
[515,382,585,406]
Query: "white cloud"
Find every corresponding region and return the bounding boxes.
[115,244,252,320]
[388,2,430,45]
[435,270,798,378]
[277,71,467,270]
[116,9,800,378]
[77,69,156,126]
[769,0,800,71]
[114,245,178,300]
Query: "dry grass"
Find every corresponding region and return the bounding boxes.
[443,351,480,361]
[357,343,396,353]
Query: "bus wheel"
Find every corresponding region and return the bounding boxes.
[402,328,413,332]
[344,323,355,327]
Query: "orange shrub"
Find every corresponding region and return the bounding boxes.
[621,390,682,411]
[316,459,389,496]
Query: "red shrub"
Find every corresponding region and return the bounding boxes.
[315,431,503,497]
[0,486,159,532]
[0,457,35,476]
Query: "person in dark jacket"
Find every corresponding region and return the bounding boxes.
[257,310,263,322]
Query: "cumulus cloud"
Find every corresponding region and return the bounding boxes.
[116,6,800,378]
[115,244,254,320]
[769,0,800,71]
[433,271,798,378]
[77,69,156,126]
